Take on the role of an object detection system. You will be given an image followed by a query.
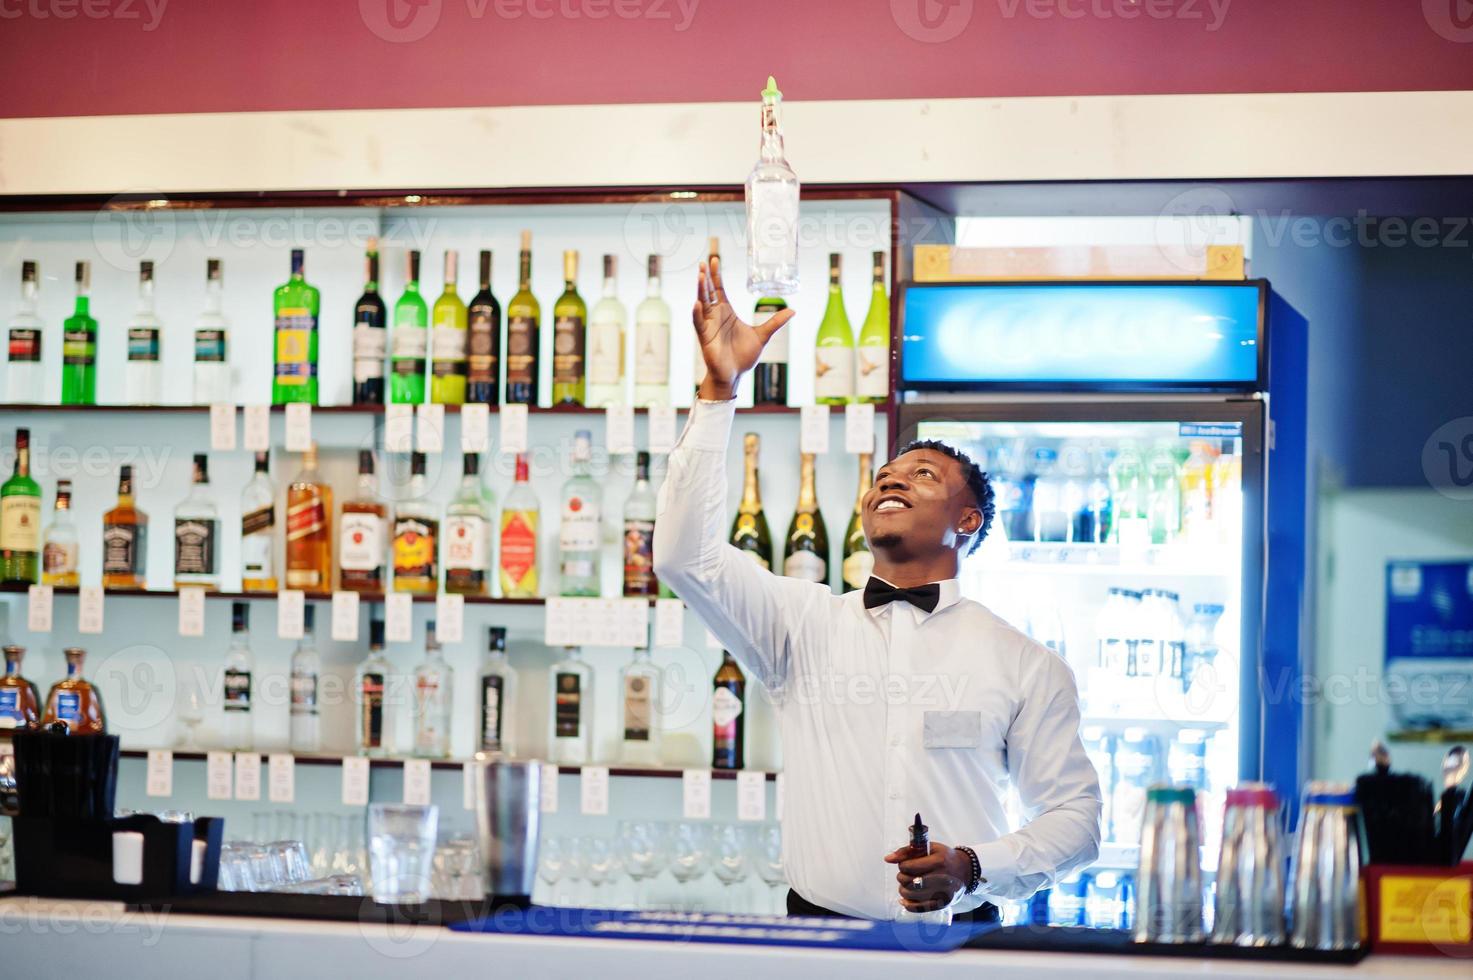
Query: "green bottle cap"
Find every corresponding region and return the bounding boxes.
[1146,785,1197,806]
[762,76,782,102]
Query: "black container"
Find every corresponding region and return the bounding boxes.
[13,813,224,900]
[11,730,119,819]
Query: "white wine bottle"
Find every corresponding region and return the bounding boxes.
[633,255,671,407]
[813,253,854,405]
[855,251,890,403]
[586,254,627,407]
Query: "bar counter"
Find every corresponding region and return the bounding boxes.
[2,896,1463,980]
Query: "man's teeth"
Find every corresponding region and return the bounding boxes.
[877,499,906,511]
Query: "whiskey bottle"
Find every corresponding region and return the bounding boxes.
[339,449,387,593]
[285,444,333,592]
[782,452,829,584]
[412,621,453,758]
[478,626,517,756]
[620,646,661,765]
[173,453,220,591]
[728,433,773,569]
[221,602,254,751]
[1,427,41,585]
[354,615,392,757]
[711,651,745,770]
[549,646,593,764]
[0,645,41,735]
[42,480,79,587]
[444,453,490,596]
[289,604,321,753]
[102,464,148,590]
[240,451,278,593]
[42,647,106,735]
[392,452,439,594]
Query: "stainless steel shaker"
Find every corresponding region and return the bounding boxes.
[1211,783,1285,946]
[1134,785,1204,943]
[471,753,542,904]
[1288,781,1364,951]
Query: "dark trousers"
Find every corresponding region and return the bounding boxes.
[787,889,1000,924]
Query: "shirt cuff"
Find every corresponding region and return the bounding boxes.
[970,837,1020,898]
[677,398,737,453]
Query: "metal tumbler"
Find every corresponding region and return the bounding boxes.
[1133,785,1204,943]
[1288,781,1364,951]
[1211,782,1285,946]
[472,754,542,904]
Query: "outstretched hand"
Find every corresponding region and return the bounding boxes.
[692,257,795,401]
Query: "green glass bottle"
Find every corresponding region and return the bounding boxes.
[728,433,773,569]
[752,295,790,406]
[505,231,539,406]
[782,452,829,584]
[272,249,320,405]
[841,452,874,593]
[391,250,428,404]
[552,250,586,406]
[813,252,854,406]
[60,262,97,406]
[430,249,467,405]
[1,427,42,585]
[855,251,890,404]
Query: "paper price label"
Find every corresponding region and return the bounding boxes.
[385,593,413,643]
[800,404,831,454]
[206,751,233,800]
[544,597,576,647]
[384,404,414,453]
[737,771,767,821]
[233,752,261,801]
[284,403,312,453]
[580,766,610,816]
[540,763,560,813]
[499,403,529,455]
[331,590,361,642]
[403,758,432,806]
[146,749,173,798]
[435,592,464,643]
[26,585,52,633]
[647,405,678,455]
[605,405,635,456]
[77,586,104,634]
[682,769,712,820]
[209,403,237,451]
[243,404,271,452]
[844,403,876,455]
[461,403,491,453]
[654,598,684,648]
[416,403,445,453]
[268,753,296,803]
[341,757,370,806]
[178,587,206,637]
[276,590,305,640]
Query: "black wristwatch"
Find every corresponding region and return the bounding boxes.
[957,845,983,894]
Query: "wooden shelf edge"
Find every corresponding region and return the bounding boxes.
[0,402,883,417]
[0,584,648,607]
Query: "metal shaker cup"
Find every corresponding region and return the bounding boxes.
[1133,785,1204,943]
[472,753,542,905]
[1288,781,1364,951]
[1211,782,1285,946]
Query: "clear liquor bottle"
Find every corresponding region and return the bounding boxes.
[745,76,800,296]
[585,254,626,408]
[124,260,163,406]
[6,260,43,403]
[60,261,97,406]
[413,621,453,758]
[193,258,231,404]
[0,645,41,735]
[391,250,428,404]
[354,615,392,757]
[499,453,539,598]
[241,451,278,593]
[620,646,661,765]
[174,453,220,590]
[41,480,79,588]
[340,450,388,593]
[42,647,106,734]
[478,626,517,756]
[622,451,658,597]
[558,430,601,596]
[392,452,439,594]
[444,452,490,596]
[632,255,670,408]
[431,249,468,405]
[221,602,255,751]
[289,604,321,753]
[549,645,593,764]
[1,427,41,585]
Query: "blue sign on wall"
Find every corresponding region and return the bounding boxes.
[1384,560,1473,731]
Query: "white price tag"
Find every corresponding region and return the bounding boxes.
[233,752,261,801]
[621,598,650,648]
[209,403,237,451]
[341,756,371,806]
[737,771,767,821]
[543,597,575,648]
[682,769,712,820]
[243,404,271,452]
[331,590,361,642]
[775,772,785,819]
[460,403,491,453]
[654,598,684,648]
[463,762,479,811]
[178,587,206,637]
[844,402,876,455]
[384,404,414,453]
[605,405,635,456]
[206,751,233,800]
[385,593,413,643]
[499,403,529,455]
[416,403,445,453]
[146,749,173,798]
[403,758,432,806]
[800,404,831,454]
[539,762,560,813]
[580,766,610,816]
[705,628,723,651]
[77,586,104,634]
[435,592,464,644]
[647,405,678,455]
[268,753,296,803]
[276,589,305,639]
[26,584,53,633]
[284,403,312,453]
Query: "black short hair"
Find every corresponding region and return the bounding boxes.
[894,439,995,556]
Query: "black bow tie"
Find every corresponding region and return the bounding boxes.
[862,578,941,613]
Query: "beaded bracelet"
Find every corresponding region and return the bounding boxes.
[957,845,983,894]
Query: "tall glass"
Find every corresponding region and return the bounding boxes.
[368,803,439,904]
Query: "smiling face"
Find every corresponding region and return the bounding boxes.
[861,447,983,564]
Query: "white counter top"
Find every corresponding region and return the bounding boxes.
[0,896,1460,980]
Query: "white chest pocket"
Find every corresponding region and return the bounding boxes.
[922,710,982,749]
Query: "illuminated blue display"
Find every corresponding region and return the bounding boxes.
[901,282,1263,389]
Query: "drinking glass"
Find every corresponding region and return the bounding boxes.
[247,844,283,890]
[620,820,669,911]
[711,824,751,912]
[252,811,273,844]
[274,811,303,845]
[668,822,711,911]
[754,824,786,914]
[537,836,566,906]
[368,804,439,904]
[309,812,335,876]
[441,838,479,900]
[0,815,11,881]
[562,836,588,907]
[218,842,257,892]
[176,683,205,750]
[272,840,313,884]
[583,837,624,909]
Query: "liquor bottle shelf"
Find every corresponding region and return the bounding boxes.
[0,583,654,607]
[116,748,777,781]
[0,401,865,417]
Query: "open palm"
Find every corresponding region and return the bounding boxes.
[691,257,795,398]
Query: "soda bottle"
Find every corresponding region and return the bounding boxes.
[1145,443,1182,545]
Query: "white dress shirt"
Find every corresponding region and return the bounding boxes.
[653,399,1102,920]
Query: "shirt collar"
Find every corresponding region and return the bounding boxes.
[862,575,963,622]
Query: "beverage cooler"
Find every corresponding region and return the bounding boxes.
[896,279,1309,927]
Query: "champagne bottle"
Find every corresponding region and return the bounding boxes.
[711,651,745,770]
[466,249,500,405]
[841,452,874,593]
[552,250,587,406]
[782,452,829,584]
[430,249,468,405]
[272,250,320,405]
[586,254,626,408]
[813,253,854,405]
[391,250,428,404]
[856,251,890,403]
[352,241,387,405]
[752,294,789,406]
[505,231,540,405]
[728,433,773,569]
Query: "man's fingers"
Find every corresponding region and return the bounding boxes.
[882,848,908,864]
[754,307,795,344]
[691,300,706,336]
[710,255,730,308]
[896,855,945,877]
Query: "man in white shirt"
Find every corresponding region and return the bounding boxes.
[654,259,1101,921]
